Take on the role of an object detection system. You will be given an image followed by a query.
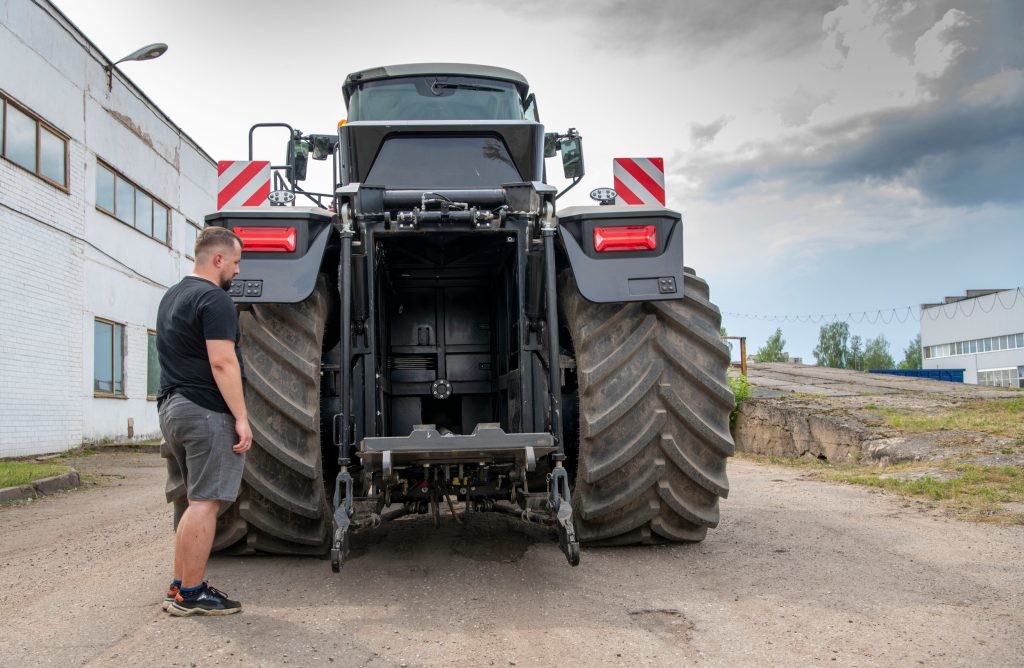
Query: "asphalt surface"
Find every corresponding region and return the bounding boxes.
[1,450,1022,667]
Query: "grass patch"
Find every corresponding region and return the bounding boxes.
[770,391,823,402]
[872,397,1024,441]
[823,464,1024,523]
[739,453,1024,524]
[0,461,68,488]
[823,464,1024,501]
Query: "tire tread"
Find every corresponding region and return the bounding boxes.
[561,270,733,546]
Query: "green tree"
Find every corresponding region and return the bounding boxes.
[755,327,787,362]
[898,334,923,369]
[862,334,895,370]
[813,322,849,368]
[721,326,733,355]
[847,335,864,371]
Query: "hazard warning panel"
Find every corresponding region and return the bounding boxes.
[613,157,665,206]
[217,160,271,209]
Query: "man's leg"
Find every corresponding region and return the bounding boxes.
[160,400,188,608]
[173,524,183,582]
[174,499,220,587]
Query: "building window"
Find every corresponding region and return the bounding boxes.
[924,332,1024,360]
[94,318,125,397]
[0,93,69,189]
[147,330,160,400]
[95,161,170,244]
[978,367,1020,388]
[185,220,201,259]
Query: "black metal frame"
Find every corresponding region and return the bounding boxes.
[248,122,339,209]
[327,180,579,570]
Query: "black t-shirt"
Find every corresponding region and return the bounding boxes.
[156,276,245,414]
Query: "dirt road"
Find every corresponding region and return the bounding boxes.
[2,451,1022,667]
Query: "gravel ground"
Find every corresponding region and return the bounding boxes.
[1,451,1022,667]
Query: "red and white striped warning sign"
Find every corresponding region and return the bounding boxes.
[217,160,271,209]
[613,157,665,206]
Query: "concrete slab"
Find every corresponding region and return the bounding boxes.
[31,471,81,496]
[0,485,37,503]
[745,362,1020,399]
[735,363,1021,464]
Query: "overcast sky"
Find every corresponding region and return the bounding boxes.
[57,0,1024,361]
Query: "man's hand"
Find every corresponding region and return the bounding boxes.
[233,417,253,454]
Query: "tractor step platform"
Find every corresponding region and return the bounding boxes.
[357,423,554,475]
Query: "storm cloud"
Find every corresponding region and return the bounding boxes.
[681,0,1024,208]
[496,0,844,59]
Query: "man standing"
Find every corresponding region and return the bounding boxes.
[157,226,251,616]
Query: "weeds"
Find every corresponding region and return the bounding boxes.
[728,374,752,428]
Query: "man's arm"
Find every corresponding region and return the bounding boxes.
[207,339,252,453]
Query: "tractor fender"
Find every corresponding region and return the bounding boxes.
[557,205,684,304]
[205,207,334,304]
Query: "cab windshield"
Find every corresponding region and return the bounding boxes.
[348,76,525,121]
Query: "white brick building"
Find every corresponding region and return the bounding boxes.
[1,0,215,456]
[921,289,1024,387]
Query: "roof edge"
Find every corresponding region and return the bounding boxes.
[343,63,530,103]
[34,0,216,168]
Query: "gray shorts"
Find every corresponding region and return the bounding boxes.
[159,393,245,502]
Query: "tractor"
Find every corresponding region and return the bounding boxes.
[166,63,734,570]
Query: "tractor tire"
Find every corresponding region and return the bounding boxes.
[560,269,734,545]
[163,276,333,555]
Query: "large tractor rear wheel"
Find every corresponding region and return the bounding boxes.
[560,270,734,545]
[164,276,332,554]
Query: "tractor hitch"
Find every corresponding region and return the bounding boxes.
[330,469,354,572]
[548,464,580,566]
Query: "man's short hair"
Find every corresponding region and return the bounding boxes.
[195,227,242,262]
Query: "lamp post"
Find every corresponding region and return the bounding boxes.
[104,43,168,90]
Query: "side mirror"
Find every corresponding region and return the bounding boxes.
[309,134,338,161]
[560,135,584,179]
[544,132,559,158]
[286,139,309,181]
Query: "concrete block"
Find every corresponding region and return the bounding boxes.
[0,485,37,503]
[31,471,81,495]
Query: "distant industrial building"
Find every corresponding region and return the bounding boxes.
[921,289,1024,388]
[1,0,215,456]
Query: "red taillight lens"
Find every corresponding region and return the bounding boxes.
[593,225,657,252]
[233,226,296,252]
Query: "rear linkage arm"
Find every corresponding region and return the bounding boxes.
[330,203,356,573]
[541,203,580,566]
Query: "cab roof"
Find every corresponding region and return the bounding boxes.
[343,63,530,105]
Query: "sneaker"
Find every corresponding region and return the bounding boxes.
[161,583,180,611]
[168,584,242,617]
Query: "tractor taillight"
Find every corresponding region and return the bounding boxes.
[233,226,296,252]
[593,225,657,252]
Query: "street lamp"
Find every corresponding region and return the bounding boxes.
[104,43,168,89]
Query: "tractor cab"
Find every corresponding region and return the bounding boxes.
[343,63,537,121]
